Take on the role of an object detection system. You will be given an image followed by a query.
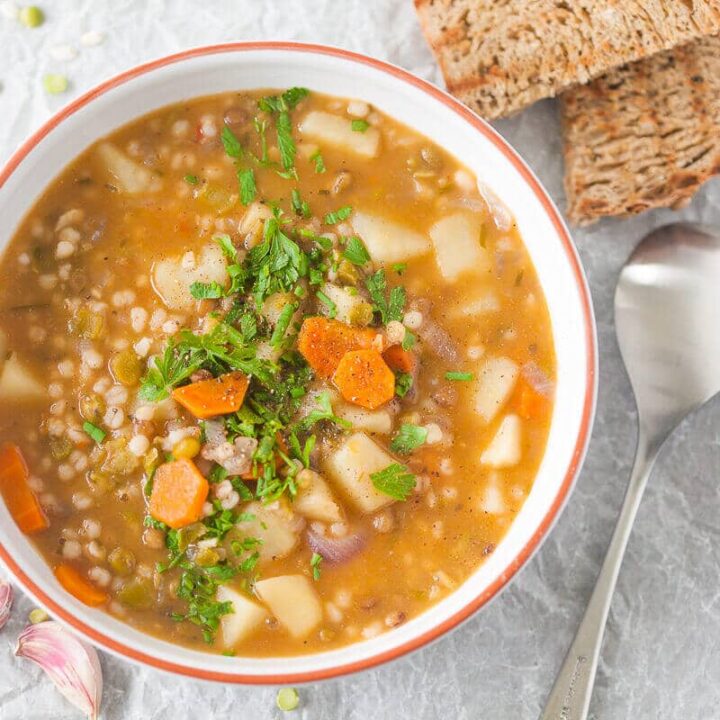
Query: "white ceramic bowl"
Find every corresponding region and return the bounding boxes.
[0,42,597,684]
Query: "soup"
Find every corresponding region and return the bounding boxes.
[0,88,554,655]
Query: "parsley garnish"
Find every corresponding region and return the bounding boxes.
[324,206,352,225]
[342,236,370,266]
[370,463,416,501]
[310,552,323,581]
[82,421,106,444]
[390,424,428,454]
[351,119,369,133]
[401,329,416,351]
[291,188,311,218]
[310,150,326,174]
[184,174,199,185]
[296,391,351,433]
[189,280,224,300]
[139,340,203,402]
[392,263,407,275]
[221,125,242,158]
[238,168,256,205]
[365,269,406,324]
[214,233,237,260]
[258,88,309,171]
[445,371,474,381]
[270,302,297,348]
[395,371,413,397]
[316,290,337,318]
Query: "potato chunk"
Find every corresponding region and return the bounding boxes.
[235,502,299,563]
[429,213,491,282]
[0,354,45,401]
[324,432,395,513]
[298,111,380,158]
[151,243,227,310]
[97,142,160,194]
[335,404,393,435]
[217,585,268,648]
[352,211,431,264]
[293,469,344,524]
[474,356,519,423]
[480,414,522,468]
[254,575,322,639]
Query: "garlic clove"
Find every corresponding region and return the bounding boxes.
[0,576,12,629]
[15,621,102,719]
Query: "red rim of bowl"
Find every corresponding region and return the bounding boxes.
[0,41,597,684]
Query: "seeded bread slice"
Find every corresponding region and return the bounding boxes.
[560,36,720,225]
[414,0,720,119]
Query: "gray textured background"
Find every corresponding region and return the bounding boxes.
[0,1,718,718]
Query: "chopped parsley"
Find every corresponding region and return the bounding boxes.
[401,329,416,351]
[221,125,243,158]
[316,290,337,318]
[310,150,326,174]
[270,302,297,348]
[392,263,407,275]
[342,236,370,266]
[184,174,199,185]
[370,463,416,501]
[258,87,309,171]
[395,371,413,397]
[189,280,224,300]
[238,168,256,205]
[139,340,204,402]
[351,119,369,133]
[365,269,406,324]
[82,421,106,444]
[323,206,352,225]
[291,188,311,218]
[390,424,427,454]
[295,391,351,433]
[310,552,323,581]
[445,371,474,381]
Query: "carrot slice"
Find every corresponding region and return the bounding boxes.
[0,443,48,534]
[515,379,548,420]
[298,317,378,379]
[172,371,250,419]
[333,349,395,410]
[149,458,209,529]
[382,344,416,373]
[54,564,108,607]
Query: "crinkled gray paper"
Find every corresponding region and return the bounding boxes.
[0,1,718,717]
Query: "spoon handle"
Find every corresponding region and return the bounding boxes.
[539,432,660,720]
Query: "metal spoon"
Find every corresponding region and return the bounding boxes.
[540,223,720,719]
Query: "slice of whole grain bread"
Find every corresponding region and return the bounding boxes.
[415,0,720,119]
[560,36,720,225]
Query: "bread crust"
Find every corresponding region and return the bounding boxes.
[560,36,720,225]
[415,0,720,119]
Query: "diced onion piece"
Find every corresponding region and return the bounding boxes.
[294,469,344,524]
[351,211,431,264]
[299,111,380,158]
[0,354,45,401]
[480,414,522,468]
[151,243,227,310]
[97,142,159,194]
[474,356,519,423]
[235,502,299,564]
[319,283,366,325]
[324,432,396,513]
[335,404,393,434]
[217,585,268,648]
[254,575,322,639]
[429,213,491,282]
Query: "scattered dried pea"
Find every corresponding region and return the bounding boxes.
[43,73,68,95]
[276,688,299,712]
[19,5,44,28]
[28,607,49,624]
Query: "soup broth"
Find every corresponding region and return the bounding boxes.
[0,88,554,655]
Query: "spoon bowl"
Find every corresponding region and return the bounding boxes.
[541,222,720,719]
[616,223,720,440]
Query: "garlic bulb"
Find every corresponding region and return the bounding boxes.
[0,577,12,629]
[15,621,102,719]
